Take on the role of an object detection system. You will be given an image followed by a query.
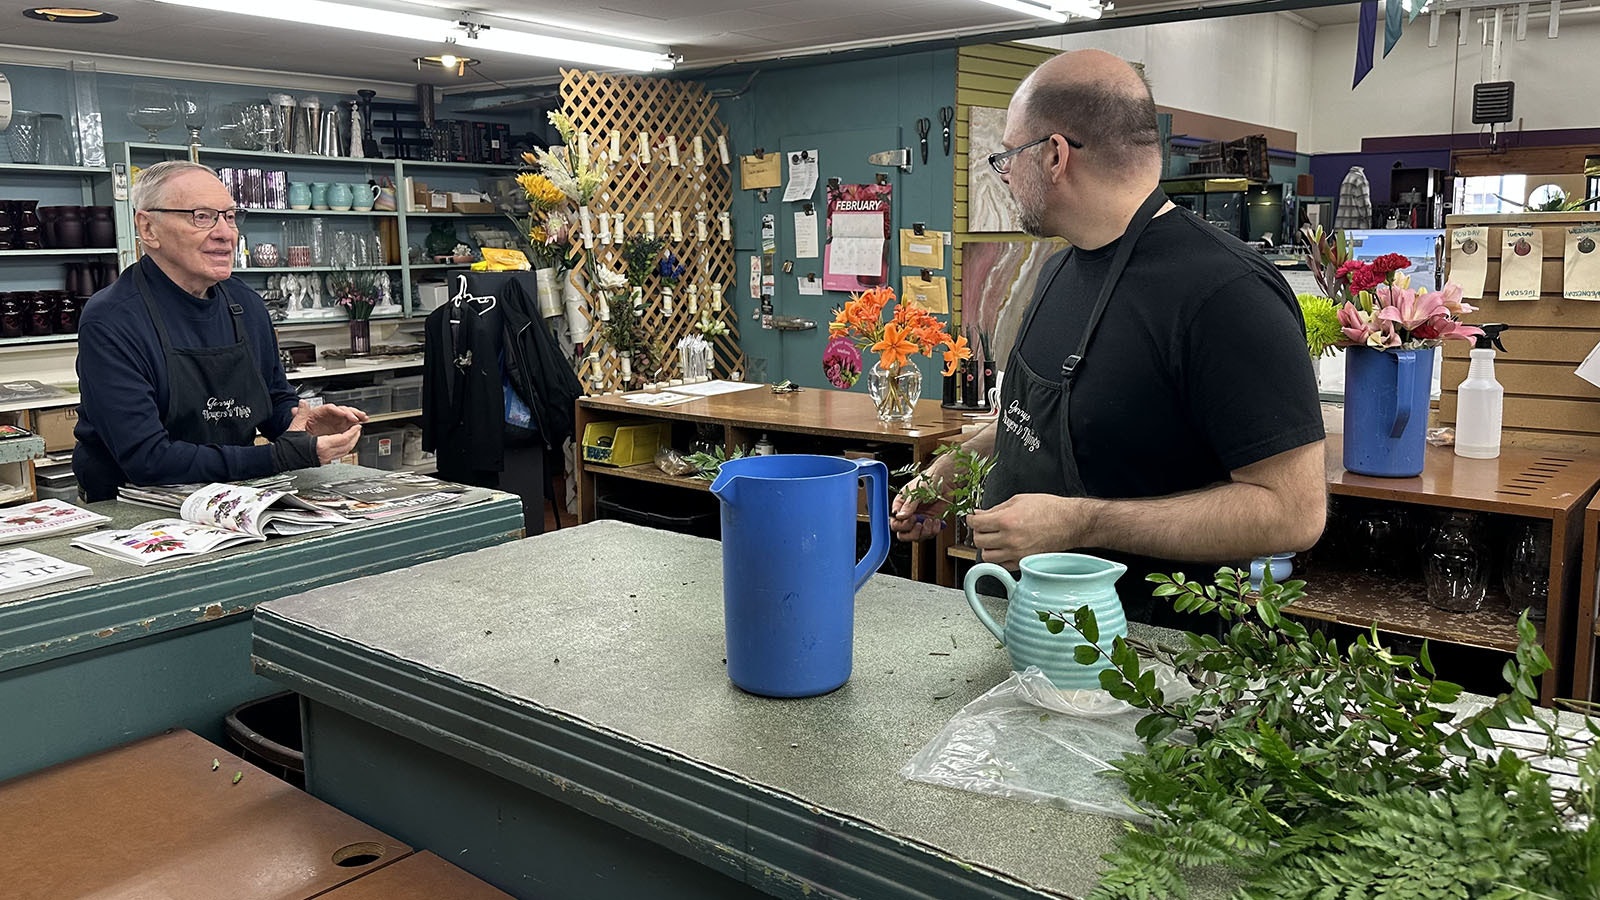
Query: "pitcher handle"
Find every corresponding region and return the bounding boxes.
[963,563,1014,644]
[1389,349,1417,438]
[852,459,891,592]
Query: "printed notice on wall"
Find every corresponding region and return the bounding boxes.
[1448,226,1489,299]
[823,181,892,291]
[794,209,819,259]
[1565,224,1600,301]
[782,150,818,203]
[798,275,823,296]
[1499,228,1543,301]
[899,229,945,269]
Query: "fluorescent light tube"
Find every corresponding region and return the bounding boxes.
[973,0,1070,23]
[1048,0,1104,19]
[468,26,675,71]
[147,0,674,70]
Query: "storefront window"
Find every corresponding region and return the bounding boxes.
[1454,175,1527,214]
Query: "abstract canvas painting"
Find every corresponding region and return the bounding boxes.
[967,107,1023,234]
[959,239,1061,372]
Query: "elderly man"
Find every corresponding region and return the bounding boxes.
[73,160,365,502]
[893,50,1326,620]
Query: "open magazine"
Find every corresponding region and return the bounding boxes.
[296,472,467,520]
[74,482,350,566]
[0,500,112,546]
[0,547,93,597]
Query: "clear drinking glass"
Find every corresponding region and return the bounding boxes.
[127,83,179,142]
[177,88,209,145]
[6,110,42,163]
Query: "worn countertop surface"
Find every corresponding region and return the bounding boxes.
[257,520,1159,899]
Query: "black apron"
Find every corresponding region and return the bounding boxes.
[134,261,272,448]
[985,186,1169,507]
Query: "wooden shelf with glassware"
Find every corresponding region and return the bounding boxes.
[575,388,969,584]
[944,442,1600,704]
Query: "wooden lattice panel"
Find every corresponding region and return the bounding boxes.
[560,69,741,394]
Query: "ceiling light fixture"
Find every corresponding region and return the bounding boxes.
[1047,0,1104,20]
[416,54,479,76]
[973,0,1068,22]
[23,7,119,23]
[145,0,675,70]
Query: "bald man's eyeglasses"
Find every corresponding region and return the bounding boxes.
[988,134,1085,176]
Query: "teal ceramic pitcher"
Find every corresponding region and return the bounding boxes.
[963,552,1128,690]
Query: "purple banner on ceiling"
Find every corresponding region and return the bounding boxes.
[1354,0,1378,88]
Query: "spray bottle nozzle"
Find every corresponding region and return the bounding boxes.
[1475,323,1511,353]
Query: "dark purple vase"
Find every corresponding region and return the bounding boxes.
[96,260,120,292]
[0,203,12,251]
[87,206,116,248]
[35,206,62,249]
[28,292,56,336]
[14,201,42,251]
[53,206,84,250]
[56,294,80,334]
[3,293,30,339]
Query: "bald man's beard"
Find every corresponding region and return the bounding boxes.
[1013,177,1049,238]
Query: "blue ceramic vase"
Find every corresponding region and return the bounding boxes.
[963,553,1128,690]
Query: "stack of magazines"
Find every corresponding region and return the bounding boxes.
[296,472,467,521]
[78,482,350,566]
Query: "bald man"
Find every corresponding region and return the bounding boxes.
[893,50,1325,620]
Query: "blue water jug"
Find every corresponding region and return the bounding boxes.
[1344,346,1434,477]
[710,454,889,698]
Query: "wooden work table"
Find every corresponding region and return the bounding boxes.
[575,386,975,583]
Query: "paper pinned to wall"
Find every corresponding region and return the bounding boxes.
[783,150,818,202]
[901,275,949,313]
[798,276,823,296]
[739,153,781,190]
[1498,228,1543,301]
[794,210,819,259]
[829,212,887,276]
[1449,226,1489,299]
[899,229,945,269]
[1565,224,1600,301]
[823,181,891,292]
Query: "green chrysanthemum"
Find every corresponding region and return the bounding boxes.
[1299,293,1343,358]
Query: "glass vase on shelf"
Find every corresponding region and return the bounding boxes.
[348,318,370,356]
[867,362,922,424]
[1424,511,1488,614]
[1503,519,1552,622]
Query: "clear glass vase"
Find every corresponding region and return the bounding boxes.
[1503,519,1552,621]
[1424,511,1487,613]
[868,362,922,424]
[348,318,370,356]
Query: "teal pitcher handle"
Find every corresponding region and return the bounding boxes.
[1389,349,1417,438]
[963,563,1014,644]
[852,459,890,591]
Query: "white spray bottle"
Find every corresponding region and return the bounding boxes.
[1455,323,1509,459]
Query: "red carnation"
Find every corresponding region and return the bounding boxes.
[1348,265,1386,295]
[1371,253,1412,276]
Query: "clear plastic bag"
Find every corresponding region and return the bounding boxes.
[654,446,698,477]
[901,666,1190,821]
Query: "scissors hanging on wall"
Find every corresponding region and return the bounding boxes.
[916,117,930,165]
[940,106,954,156]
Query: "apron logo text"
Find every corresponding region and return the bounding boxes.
[1002,399,1041,453]
[202,396,253,422]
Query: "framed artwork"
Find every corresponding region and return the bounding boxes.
[959,239,1061,371]
[967,107,1022,234]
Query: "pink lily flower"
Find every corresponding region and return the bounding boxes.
[1375,286,1447,332]
[1433,282,1477,318]
[1338,301,1373,344]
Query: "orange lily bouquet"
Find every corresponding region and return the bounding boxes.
[824,286,969,389]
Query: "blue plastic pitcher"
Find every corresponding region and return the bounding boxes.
[710,454,890,698]
[1344,346,1434,477]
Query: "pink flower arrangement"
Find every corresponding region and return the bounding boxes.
[1334,258,1482,350]
[1302,227,1482,351]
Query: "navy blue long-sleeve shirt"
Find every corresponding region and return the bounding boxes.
[72,257,298,499]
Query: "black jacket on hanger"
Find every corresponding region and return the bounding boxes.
[422,272,583,476]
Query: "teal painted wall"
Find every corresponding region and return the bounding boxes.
[705,50,958,389]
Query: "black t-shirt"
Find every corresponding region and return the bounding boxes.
[1016,207,1324,502]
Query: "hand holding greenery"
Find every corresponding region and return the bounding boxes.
[1037,568,1599,900]
[892,443,997,520]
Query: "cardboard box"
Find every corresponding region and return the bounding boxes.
[450,191,495,214]
[406,177,428,212]
[32,407,78,453]
[426,191,452,212]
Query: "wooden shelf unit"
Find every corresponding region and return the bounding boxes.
[943,442,1598,702]
[575,389,968,583]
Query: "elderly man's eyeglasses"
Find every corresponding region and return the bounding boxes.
[147,207,246,229]
[987,134,1085,176]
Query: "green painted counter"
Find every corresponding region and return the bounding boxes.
[0,465,524,781]
[253,520,1138,900]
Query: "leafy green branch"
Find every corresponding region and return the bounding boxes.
[891,443,998,519]
[1035,566,1596,900]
